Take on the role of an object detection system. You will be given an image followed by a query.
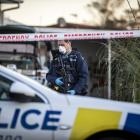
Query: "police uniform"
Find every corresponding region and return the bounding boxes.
[46,50,88,95]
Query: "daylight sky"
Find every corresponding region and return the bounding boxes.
[3,0,138,26]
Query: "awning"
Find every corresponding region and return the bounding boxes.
[0,25,35,33]
[0,0,23,4]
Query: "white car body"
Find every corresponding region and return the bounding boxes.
[0,65,140,140]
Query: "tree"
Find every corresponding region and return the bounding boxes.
[98,38,140,103]
[86,1,140,102]
[86,0,140,29]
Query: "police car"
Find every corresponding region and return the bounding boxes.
[0,65,140,140]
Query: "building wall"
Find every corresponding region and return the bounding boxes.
[72,40,108,97]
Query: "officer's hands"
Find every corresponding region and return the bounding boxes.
[67,90,76,95]
[55,77,64,86]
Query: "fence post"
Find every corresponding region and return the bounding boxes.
[108,40,111,99]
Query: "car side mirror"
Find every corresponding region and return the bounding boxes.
[10,82,36,102]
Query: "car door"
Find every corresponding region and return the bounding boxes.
[0,73,57,140]
[52,104,78,140]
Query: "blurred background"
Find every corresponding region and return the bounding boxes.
[1,0,140,29]
[0,0,140,103]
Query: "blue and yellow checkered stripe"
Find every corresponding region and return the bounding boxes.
[69,108,140,140]
[124,113,140,136]
[69,108,122,140]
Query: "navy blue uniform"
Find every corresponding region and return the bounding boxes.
[46,50,88,95]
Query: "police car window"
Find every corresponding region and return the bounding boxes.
[0,75,44,103]
[0,75,13,100]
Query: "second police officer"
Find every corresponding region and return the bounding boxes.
[46,40,88,96]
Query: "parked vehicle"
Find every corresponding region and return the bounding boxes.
[0,25,48,84]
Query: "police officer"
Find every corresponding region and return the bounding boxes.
[46,40,88,96]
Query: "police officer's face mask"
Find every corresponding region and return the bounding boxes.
[58,45,66,54]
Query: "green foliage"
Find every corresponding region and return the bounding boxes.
[98,38,140,103]
[110,38,140,103]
